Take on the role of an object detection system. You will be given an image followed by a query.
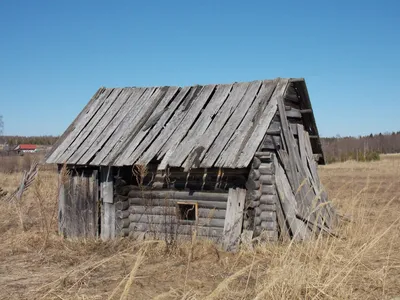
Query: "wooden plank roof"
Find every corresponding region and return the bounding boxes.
[46,77,323,168]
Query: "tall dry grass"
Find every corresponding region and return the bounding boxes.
[0,156,399,299]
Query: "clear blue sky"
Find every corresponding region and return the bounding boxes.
[0,0,399,137]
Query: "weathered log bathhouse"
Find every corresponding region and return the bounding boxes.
[46,78,336,251]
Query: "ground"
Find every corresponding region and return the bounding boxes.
[0,155,399,299]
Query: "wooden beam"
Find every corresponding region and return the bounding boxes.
[223,188,246,252]
[101,166,115,240]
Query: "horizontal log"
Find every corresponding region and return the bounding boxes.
[286,108,302,119]
[260,135,282,150]
[246,179,260,190]
[260,211,275,222]
[252,157,262,169]
[128,198,227,209]
[249,200,260,208]
[248,169,260,181]
[246,190,261,202]
[259,230,278,241]
[300,109,313,114]
[259,163,274,175]
[115,201,129,211]
[128,190,229,201]
[116,185,141,196]
[262,185,276,195]
[259,175,274,185]
[128,222,224,237]
[115,195,129,202]
[129,214,225,228]
[260,194,276,205]
[169,168,248,176]
[128,206,227,219]
[116,218,130,229]
[120,228,129,237]
[116,210,130,219]
[254,217,261,226]
[261,221,276,231]
[152,182,164,189]
[259,204,276,212]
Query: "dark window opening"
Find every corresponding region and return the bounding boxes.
[177,202,197,222]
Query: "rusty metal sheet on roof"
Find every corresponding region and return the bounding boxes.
[47,78,289,168]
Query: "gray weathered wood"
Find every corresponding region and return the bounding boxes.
[216,80,278,167]
[236,79,289,168]
[77,88,147,164]
[101,167,115,240]
[46,87,106,163]
[47,88,114,163]
[128,223,224,237]
[128,206,227,219]
[129,214,225,228]
[223,188,246,251]
[117,86,181,165]
[110,87,172,165]
[129,198,227,210]
[57,88,124,163]
[199,81,256,168]
[127,190,228,201]
[260,194,276,205]
[170,84,233,168]
[127,87,191,165]
[69,88,135,164]
[274,156,309,240]
[158,85,216,168]
[90,87,156,165]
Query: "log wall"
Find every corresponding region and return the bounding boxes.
[114,177,237,241]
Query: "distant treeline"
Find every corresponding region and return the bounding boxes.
[0,135,58,146]
[1,132,400,164]
[321,131,400,163]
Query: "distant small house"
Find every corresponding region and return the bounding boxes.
[15,144,37,154]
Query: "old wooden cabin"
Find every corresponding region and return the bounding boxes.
[46,78,335,250]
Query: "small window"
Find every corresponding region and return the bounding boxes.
[177,202,198,222]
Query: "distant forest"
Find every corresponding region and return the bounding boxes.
[1,132,400,163]
[0,135,58,146]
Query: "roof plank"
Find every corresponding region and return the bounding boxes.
[138,86,203,167]
[127,87,190,166]
[158,85,216,169]
[45,87,106,163]
[68,88,135,164]
[89,87,156,165]
[104,87,168,165]
[217,80,278,168]
[56,88,122,164]
[77,88,147,165]
[115,86,180,165]
[169,84,233,168]
[46,88,113,163]
[199,82,253,168]
[236,79,289,168]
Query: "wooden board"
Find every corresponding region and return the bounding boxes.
[236,79,289,168]
[199,81,256,167]
[90,87,157,165]
[216,80,278,168]
[47,88,114,163]
[158,85,216,169]
[169,84,233,168]
[57,88,124,163]
[274,156,309,240]
[223,188,246,251]
[115,86,181,165]
[46,87,105,163]
[77,88,147,165]
[59,169,99,238]
[69,88,135,164]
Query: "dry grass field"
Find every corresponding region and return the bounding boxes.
[0,155,399,299]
